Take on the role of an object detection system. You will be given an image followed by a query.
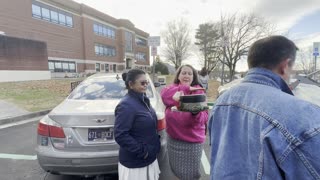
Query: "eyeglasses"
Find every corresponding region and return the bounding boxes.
[139,80,149,86]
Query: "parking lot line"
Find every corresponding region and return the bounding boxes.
[201,150,210,175]
[0,153,37,160]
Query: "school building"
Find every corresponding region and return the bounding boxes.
[0,0,150,81]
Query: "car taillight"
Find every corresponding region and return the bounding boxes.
[157,118,166,131]
[37,116,65,138]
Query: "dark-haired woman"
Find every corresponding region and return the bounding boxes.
[161,64,208,180]
[114,69,161,180]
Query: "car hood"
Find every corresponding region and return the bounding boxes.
[50,98,158,115]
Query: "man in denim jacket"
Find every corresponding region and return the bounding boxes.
[209,36,320,179]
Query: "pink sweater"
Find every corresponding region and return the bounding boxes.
[160,84,208,143]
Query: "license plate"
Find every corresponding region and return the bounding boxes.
[88,128,114,141]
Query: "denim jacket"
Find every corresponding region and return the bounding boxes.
[209,68,320,180]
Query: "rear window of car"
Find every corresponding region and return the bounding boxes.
[68,76,154,100]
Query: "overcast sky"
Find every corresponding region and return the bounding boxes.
[74,0,320,71]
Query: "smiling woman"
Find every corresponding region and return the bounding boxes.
[160,64,208,180]
[114,69,161,180]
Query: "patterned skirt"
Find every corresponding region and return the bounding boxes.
[167,136,203,180]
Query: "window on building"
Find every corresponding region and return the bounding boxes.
[136,52,146,61]
[94,44,116,57]
[125,31,133,52]
[105,64,109,72]
[93,23,116,39]
[136,37,147,46]
[32,4,41,18]
[66,16,73,27]
[48,61,55,72]
[96,63,101,72]
[69,63,76,71]
[41,7,50,20]
[48,60,76,72]
[95,46,99,55]
[103,28,107,37]
[59,13,66,25]
[32,2,73,28]
[50,11,58,23]
[111,31,115,38]
[94,24,98,33]
[62,62,69,70]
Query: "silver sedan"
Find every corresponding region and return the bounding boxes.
[36,73,167,176]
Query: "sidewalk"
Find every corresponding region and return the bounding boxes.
[0,100,50,125]
[0,100,29,119]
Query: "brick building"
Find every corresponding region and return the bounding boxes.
[0,0,150,80]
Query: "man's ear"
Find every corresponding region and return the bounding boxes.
[278,58,290,76]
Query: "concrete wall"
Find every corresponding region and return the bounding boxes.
[0,70,50,82]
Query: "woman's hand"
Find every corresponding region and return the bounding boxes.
[173,91,184,102]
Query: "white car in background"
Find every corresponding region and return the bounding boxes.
[36,73,167,176]
[218,75,320,106]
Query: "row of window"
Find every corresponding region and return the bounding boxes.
[95,44,116,57]
[32,3,73,27]
[48,60,76,72]
[135,52,147,61]
[135,37,147,46]
[93,23,116,39]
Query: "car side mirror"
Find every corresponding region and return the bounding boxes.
[154,82,161,87]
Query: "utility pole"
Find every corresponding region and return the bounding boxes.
[152,54,156,82]
[148,36,160,82]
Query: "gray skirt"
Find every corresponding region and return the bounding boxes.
[167,136,203,180]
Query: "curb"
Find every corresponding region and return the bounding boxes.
[0,109,51,126]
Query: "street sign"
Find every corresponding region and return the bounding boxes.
[148,36,160,47]
[151,46,157,56]
[313,42,320,56]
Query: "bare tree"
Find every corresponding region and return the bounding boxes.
[297,46,314,74]
[218,13,274,82]
[162,19,192,69]
[195,22,221,74]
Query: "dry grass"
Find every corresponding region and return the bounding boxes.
[0,75,219,112]
[0,78,83,112]
[165,75,219,102]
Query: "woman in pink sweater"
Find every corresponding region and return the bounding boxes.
[160,64,208,180]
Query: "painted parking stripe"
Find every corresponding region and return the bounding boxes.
[0,153,37,160]
[201,150,210,175]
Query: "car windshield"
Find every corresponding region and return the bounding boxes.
[68,76,154,100]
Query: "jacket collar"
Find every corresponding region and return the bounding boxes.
[128,89,151,107]
[243,67,294,96]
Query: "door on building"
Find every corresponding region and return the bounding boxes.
[96,63,100,72]
[105,64,109,72]
[113,64,116,73]
[126,58,132,69]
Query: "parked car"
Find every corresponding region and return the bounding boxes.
[36,73,167,176]
[157,75,167,86]
[218,75,320,106]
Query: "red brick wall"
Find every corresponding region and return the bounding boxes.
[0,0,150,72]
[0,0,84,60]
[0,35,48,70]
